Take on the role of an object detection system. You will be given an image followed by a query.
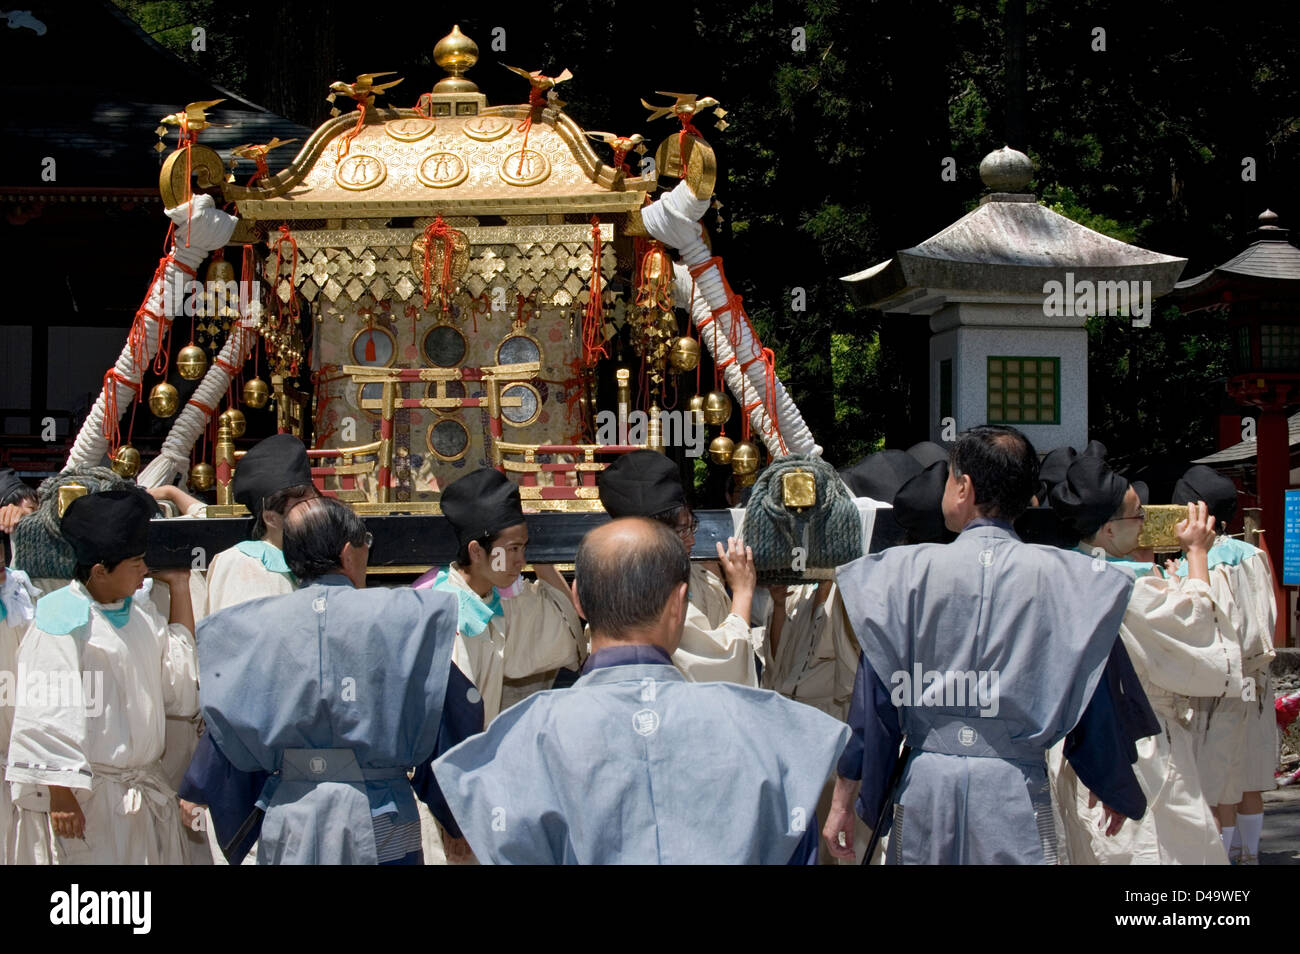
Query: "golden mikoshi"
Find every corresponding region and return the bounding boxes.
[149,382,179,418]
[111,444,141,478]
[243,376,270,409]
[177,343,209,380]
[189,462,215,491]
[708,433,735,466]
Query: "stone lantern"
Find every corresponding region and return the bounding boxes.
[841,146,1186,451]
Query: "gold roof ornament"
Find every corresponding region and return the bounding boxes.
[504,64,573,110]
[586,131,647,172]
[640,91,720,123]
[641,92,721,201]
[232,138,298,162]
[432,24,480,95]
[160,99,227,134]
[329,72,404,108]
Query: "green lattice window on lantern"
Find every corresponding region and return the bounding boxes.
[1260,325,1300,371]
[986,356,1060,425]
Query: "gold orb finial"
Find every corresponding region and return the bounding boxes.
[433,25,480,94]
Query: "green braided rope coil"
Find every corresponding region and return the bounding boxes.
[743,454,862,585]
[12,467,133,581]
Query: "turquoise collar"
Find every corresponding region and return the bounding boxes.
[236,539,296,582]
[431,567,503,638]
[34,581,132,636]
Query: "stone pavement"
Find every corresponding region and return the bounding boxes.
[1260,784,1300,864]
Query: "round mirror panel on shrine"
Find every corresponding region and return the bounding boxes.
[422,324,467,368]
[427,417,470,462]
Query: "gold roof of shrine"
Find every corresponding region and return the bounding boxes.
[229,107,653,219]
[225,25,655,221]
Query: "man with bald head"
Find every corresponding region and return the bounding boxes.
[432,517,850,864]
[180,496,482,864]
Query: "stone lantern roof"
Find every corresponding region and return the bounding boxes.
[842,146,1187,314]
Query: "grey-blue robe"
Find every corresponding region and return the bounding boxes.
[835,518,1138,864]
[195,574,461,864]
[432,644,850,864]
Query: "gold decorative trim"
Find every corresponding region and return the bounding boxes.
[350,325,397,368]
[236,192,640,219]
[289,223,613,249]
[385,117,436,142]
[334,154,387,190]
[499,150,551,187]
[417,151,470,188]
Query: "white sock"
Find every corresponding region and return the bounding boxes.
[1237,813,1263,857]
[1231,824,1242,851]
[1220,826,1236,858]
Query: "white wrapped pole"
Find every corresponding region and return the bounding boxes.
[137,314,258,489]
[643,180,821,456]
[673,263,782,456]
[63,194,238,474]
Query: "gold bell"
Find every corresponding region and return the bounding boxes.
[189,462,215,492]
[657,312,679,337]
[219,408,247,438]
[243,376,270,410]
[149,382,179,417]
[204,251,236,286]
[111,444,141,478]
[669,337,700,373]
[703,390,732,427]
[730,440,761,477]
[688,393,706,422]
[708,434,735,466]
[178,343,208,380]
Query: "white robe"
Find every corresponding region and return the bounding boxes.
[134,578,209,864]
[1053,571,1239,865]
[1193,548,1279,803]
[445,568,582,727]
[6,580,198,864]
[758,582,858,721]
[204,543,295,615]
[0,569,38,864]
[672,565,762,687]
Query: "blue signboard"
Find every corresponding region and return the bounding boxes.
[1284,490,1300,585]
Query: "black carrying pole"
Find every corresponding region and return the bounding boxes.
[861,745,910,865]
